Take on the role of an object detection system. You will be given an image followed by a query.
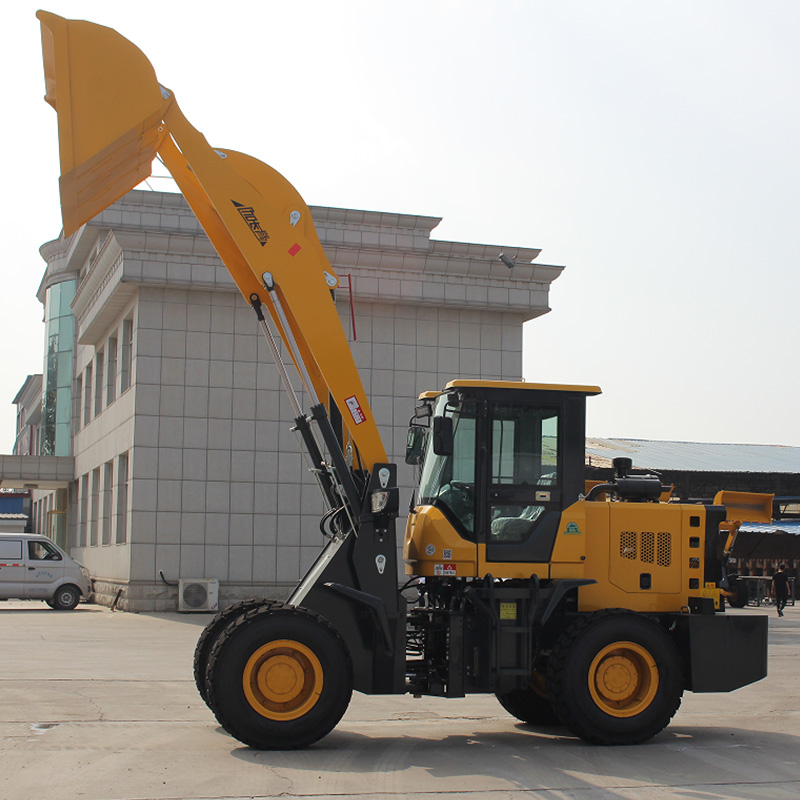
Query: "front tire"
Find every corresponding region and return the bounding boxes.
[206,604,353,749]
[547,611,683,745]
[52,584,80,610]
[193,599,267,706]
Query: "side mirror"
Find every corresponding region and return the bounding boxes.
[432,416,453,456]
[405,426,427,465]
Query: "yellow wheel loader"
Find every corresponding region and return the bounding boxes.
[37,11,768,749]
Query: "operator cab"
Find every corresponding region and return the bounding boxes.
[405,381,601,572]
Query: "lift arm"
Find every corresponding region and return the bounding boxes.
[37,10,387,471]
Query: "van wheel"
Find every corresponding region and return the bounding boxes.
[52,585,81,610]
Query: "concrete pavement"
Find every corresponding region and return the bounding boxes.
[0,599,798,800]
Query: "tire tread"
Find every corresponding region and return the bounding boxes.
[205,603,353,750]
[547,609,683,745]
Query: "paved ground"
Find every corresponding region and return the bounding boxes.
[0,599,798,800]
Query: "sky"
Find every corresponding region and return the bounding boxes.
[1,0,798,453]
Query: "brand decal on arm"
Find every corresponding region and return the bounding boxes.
[232,201,270,246]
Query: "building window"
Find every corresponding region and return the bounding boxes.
[107,336,118,405]
[83,363,93,427]
[116,453,129,544]
[120,317,133,393]
[41,279,75,456]
[75,374,83,434]
[90,467,100,546]
[102,460,114,545]
[94,349,104,417]
[78,473,89,547]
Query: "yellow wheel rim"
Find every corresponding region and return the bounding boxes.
[242,639,323,721]
[588,640,659,718]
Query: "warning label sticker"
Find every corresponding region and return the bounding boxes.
[434,563,457,576]
[345,395,366,425]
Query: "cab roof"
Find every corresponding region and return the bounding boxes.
[418,380,602,400]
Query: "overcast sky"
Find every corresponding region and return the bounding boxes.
[2,1,798,453]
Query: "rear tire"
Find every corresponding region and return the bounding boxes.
[547,610,683,745]
[52,584,80,611]
[496,682,561,727]
[193,599,267,706]
[206,604,353,749]
[728,577,749,608]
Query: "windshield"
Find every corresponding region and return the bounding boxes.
[418,397,477,535]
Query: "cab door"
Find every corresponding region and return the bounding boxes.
[484,402,563,563]
[0,539,26,598]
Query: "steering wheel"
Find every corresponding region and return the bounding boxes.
[450,481,475,500]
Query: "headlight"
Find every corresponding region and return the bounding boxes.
[371,490,390,514]
[370,486,399,516]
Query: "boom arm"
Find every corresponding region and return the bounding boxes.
[37,10,387,471]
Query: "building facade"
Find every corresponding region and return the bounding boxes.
[6,189,562,611]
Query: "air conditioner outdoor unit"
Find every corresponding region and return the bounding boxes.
[178,579,219,613]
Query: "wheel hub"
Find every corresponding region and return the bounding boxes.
[243,639,323,721]
[588,641,658,718]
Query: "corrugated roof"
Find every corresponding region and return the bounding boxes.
[0,513,28,520]
[740,520,800,535]
[586,438,800,473]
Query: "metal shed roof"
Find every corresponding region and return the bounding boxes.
[740,520,800,536]
[585,438,800,473]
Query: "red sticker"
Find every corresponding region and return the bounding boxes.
[345,395,366,425]
[288,243,301,257]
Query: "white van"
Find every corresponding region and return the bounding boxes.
[0,533,92,610]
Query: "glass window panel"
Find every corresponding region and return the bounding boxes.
[490,503,545,543]
[491,404,559,486]
[418,398,477,535]
[0,540,23,559]
[54,423,71,456]
[56,387,71,423]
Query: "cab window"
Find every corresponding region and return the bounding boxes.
[418,399,477,536]
[489,405,560,544]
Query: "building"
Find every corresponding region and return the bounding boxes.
[0,490,32,534]
[1,189,562,611]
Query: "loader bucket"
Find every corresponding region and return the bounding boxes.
[37,11,171,235]
[713,490,774,523]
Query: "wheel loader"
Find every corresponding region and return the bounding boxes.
[37,11,769,749]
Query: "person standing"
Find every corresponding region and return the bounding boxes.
[772,564,789,617]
